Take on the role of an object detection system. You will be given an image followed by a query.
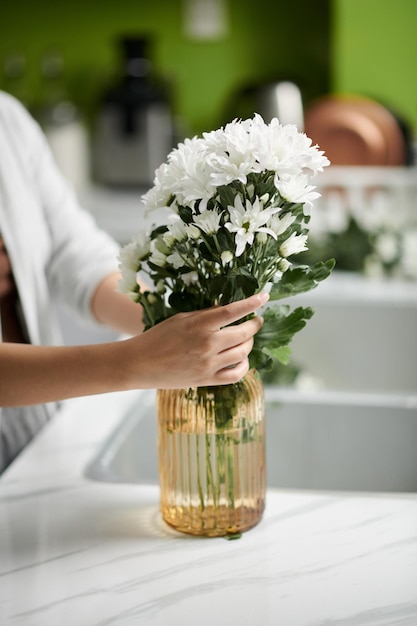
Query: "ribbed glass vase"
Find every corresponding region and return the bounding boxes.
[156,369,266,537]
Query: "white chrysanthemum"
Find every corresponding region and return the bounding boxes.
[118,234,150,295]
[252,120,301,174]
[143,114,329,213]
[275,173,321,206]
[117,272,140,300]
[252,116,330,177]
[149,249,167,268]
[268,212,296,237]
[185,224,201,239]
[142,163,172,209]
[118,234,150,271]
[143,137,216,210]
[166,251,191,269]
[207,153,257,187]
[167,137,216,207]
[193,209,223,235]
[279,232,308,258]
[204,119,260,187]
[163,217,188,246]
[225,195,280,257]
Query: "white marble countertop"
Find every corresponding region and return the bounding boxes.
[1,389,417,626]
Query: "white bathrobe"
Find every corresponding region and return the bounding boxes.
[0,91,121,472]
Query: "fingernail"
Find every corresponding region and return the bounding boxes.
[258,292,269,304]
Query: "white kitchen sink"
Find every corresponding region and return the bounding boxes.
[278,271,417,394]
[85,271,417,493]
[85,387,417,493]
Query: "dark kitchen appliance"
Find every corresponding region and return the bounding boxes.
[92,36,174,187]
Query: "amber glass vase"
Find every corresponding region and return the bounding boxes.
[156,369,266,537]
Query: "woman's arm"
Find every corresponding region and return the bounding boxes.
[90,271,145,336]
[0,292,268,407]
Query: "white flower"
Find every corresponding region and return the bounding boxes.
[225,196,280,257]
[165,136,216,207]
[118,233,150,272]
[117,273,140,301]
[118,233,150,295]
[141,165,170,210]
[269,212,296,237]
[256,232,268,243]
[203,118,260,187]
[279,232,308,257]
[193,209,223,235]
[278,258,291,272]
[205,123,259,186]
[163,217,188,247]
[142,114,329,213]
[251,116,329,177]
[221,250,234,265]
[275,173,321,206]
[149,248,167,268]
[122,115,334,378]
[167,251,192,270]
[185,224,201,239]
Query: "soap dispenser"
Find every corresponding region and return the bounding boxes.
[92,35,174,188]
[35,49,90,191]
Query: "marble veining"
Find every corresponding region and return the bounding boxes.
[1,389,417,626]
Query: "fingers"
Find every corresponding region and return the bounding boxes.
[132,294,268,390]
[204,317,261,383]
[215,358,250,385]
[197,292,269,330]
[215,315,263,354]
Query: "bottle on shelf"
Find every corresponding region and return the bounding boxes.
[36,49,90,191]
[92,35,175,188]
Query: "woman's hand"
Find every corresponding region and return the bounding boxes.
[0,293,268,407]
[122,292,269,389]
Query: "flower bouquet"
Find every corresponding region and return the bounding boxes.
[119,114,334,536]
[119,114,334,373]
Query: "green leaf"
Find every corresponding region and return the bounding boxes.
[138,291,169,329]
[216,228,234,251]
[248,347,274,372]
[270,258,335,301]
[268,345,291,365]
[199,241,216,262]
[168,290,201,312]
[208,268,258,304]
[178,205,193,224]
[256,305,314,347]
[217,184,238,207]
[149,224,168,238]
[249,305,314,372]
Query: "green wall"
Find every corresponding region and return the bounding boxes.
[332,0,417,133]
[0,0,330,135]
[1,0,415,137]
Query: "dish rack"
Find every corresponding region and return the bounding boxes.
[311,166,417,234]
